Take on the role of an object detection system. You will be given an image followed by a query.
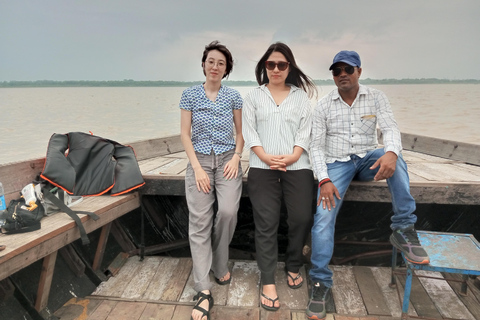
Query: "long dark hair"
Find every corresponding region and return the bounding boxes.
[255,42,317,99]
[202,40,234,79]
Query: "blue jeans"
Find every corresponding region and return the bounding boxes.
[309,148,417,287]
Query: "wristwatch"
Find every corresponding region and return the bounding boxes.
[234,151,242,159]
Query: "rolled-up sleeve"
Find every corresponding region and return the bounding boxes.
[242,91,262,150]
[295,98,313,151]
[375,91,402,156]
[310,99,329,181]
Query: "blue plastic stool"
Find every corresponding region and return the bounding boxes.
[390,231,480,320]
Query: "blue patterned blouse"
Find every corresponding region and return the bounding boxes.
[179,84,243,155]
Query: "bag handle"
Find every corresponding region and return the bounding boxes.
[41,188,99,245]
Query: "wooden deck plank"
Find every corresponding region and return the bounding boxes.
[353,266,391,316]
[402,149,457,163]
[399,132,480,166]
[105,301,146,319]
[0,192,140,281]
[163,151,187,158]
[407,162,458,181]
[406,171,429,182]
[140,148,480,204]
[292,311,309,319]
[142,257,181,300]
[172,305,196,319]
[275,263,309,309]
[179,260,234,305]
[423,163,480,182]
[331,266,367,316]
[396,273,442,318]
[241,160,250,175]
[370,267,417,317]
[139,303,176,320]
[64,257,480,320]
[157,158,189,175]
[443,273,480,319]
[227,261,260,307]
[53,297,104,319]
[212,306,260,320]
[121,256,162,299]
[92,257,142,297]
[452,163,480,180]
[261,308,291,319]
[161,257,193,301]
[138,157,176,174]
[87,300,118,320]
[129,134,184,161]
[416,270,476,320]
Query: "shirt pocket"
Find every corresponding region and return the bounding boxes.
[359,114,377,135]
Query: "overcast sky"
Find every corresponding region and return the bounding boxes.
[2,1,479,82]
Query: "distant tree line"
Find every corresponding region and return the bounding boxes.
[1,78,479,88]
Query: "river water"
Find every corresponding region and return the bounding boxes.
[1,84,479,165]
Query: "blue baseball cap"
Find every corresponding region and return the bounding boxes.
[329,50,361,70]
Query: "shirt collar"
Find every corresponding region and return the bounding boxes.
[260,83,299,92]
[331,84,367,100]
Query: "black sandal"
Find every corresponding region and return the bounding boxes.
[260,292,280,311]
[191,291,214,320]
[214,272,231,285]
[285,269,303,289]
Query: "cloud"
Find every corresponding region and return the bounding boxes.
[1,0,479,81]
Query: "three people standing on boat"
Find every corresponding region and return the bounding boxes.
[242,42,317,311]
[179,40,244,320]
[306,50,430,320]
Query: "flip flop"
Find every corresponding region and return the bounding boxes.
[286,270,303,289]
[260,292,280,311]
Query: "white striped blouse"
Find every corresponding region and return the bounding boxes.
[242,84,313,170]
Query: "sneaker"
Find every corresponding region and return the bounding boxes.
[306,282,330,320]
[390,226,430,264]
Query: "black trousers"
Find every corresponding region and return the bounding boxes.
[248,168,314,285]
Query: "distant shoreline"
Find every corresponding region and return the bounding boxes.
[1,78,479,88]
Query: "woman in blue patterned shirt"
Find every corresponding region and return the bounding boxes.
[243,42,317,312]
[179,40,244,320]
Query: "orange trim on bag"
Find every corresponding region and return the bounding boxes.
[111,182,145,196]
[39,174,74,195]
[81,183,114,197]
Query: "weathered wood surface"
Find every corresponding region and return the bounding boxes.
[0,192,141,281]
[138,134,480,205]
[399,132,480,166]
[55,255,480,319]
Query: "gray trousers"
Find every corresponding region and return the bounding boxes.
[185,149,242,292]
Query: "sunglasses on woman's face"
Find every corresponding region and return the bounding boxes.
[332,65,355,76]
[265,61,290,71]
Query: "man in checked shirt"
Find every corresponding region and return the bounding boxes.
[306,50,429,320]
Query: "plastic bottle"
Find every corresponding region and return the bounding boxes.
[21,183,38,211]
[0,182,6,211]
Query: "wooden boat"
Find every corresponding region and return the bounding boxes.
[1,131,480,319]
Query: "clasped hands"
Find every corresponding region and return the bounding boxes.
[265,154,298,172]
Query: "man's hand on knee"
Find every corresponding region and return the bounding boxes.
[370,151,398,181]
[318,183,340,210]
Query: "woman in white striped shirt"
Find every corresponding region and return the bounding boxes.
[242,42,317,312]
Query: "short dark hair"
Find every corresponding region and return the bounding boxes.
[202,40,234,79]
[255,42,317,99]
